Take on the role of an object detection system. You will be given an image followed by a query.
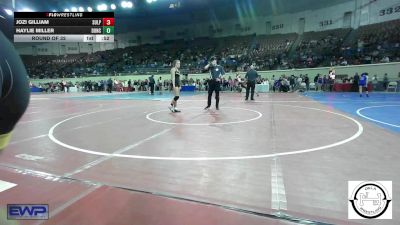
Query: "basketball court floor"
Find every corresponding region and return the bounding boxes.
[0,91,399,225]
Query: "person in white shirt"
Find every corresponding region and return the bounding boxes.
[157,77,163,94]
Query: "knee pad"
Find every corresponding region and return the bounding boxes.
[174,96,179,101]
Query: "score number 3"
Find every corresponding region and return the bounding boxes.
[103,18,115,26]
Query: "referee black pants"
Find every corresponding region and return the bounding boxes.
[207,79,220,108]
[245,80,256,100]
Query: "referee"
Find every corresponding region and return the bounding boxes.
[0,30,30,150]
[245,64,258,101]
[203,57,225,110]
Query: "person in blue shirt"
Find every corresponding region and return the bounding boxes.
[273,79,282,92]
[359,72,369,97]
[203,57,225,110]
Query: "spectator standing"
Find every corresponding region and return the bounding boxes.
[148,75,155,95]
[383,73,389,91]
[128,79,132,91]
[158,77,163,94]
[289,75,295,91]
[317,74,323,91]
[304,74,310,91]
[107,78,113,93]
[314,74,319,91]
[353,73,360,92]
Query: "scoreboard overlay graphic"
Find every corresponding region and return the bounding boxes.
[13,12,114,42]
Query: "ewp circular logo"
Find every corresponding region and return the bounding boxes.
[349,181,392,219]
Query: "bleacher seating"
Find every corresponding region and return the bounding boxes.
[20,19,400,78]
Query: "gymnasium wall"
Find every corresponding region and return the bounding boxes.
[357,0,400,26]
[29,62,400,86]
[108,0,400,42]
